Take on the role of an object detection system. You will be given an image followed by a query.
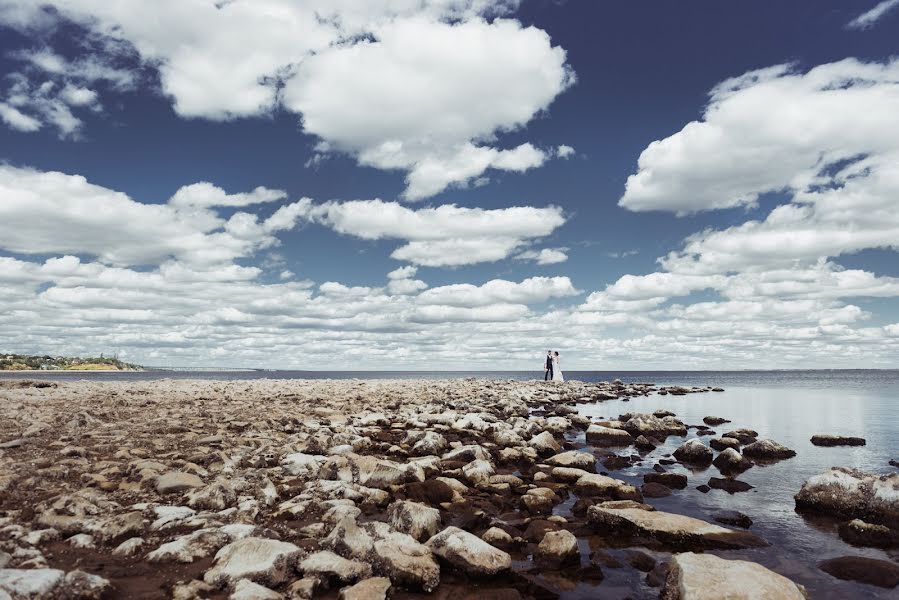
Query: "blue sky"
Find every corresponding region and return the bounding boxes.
[0,0,898,369]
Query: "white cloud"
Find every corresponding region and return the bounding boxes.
[0,101,42,131]
[409,303,530,323]
[556,144,575,158]
[847,0,899,29]
[1,1,572,198]
[169,182,287,209]
[619,58,899,215]
[418,276,579,307]
[515,247,568,264]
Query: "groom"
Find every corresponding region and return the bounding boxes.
[544,350,554,381]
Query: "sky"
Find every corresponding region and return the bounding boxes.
[0,0,898,370]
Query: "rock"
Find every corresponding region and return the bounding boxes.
[283,578,320,600]
[696,484,710,493]
[702,416,729,426]
[338,577,392,600]
[709,437,741,452]
[810,435,866,447]
[544,450,596,469]
[642,482,672,498]
[366,522,440,592]
[622,414,687,438]
[624,549,656,572]
[0,569,64,599]
[662,552,806,599]
[113,537,145,557]
[838,519,898,548]
[481,527,513,547]
[230,579,282,600]
[187,477,238,510]
[741,439,795,461]
[410,432,447,456]
[299,551,372,585]
[426,526,511,576]
[587,503,767,550]
[551,467,590,483]
[66,533,95,549]
[712,510,752,529]
[634,435,660,451]
[156,471,204,494]
[575,473,642,501]
[794,468,899,526]
[388,500,441,542]
[720,429,758,445]
[590,548,622,569]
[585,425,632,446]
[535,530,579,568]
[819,556,899,589]
[673,440,713,465]
[462,459,494,486]
[404,480,455,505]
[528,431,561,454]
[707,477,754,494]
[712,448,753,475]
[62,570,111,599]
[644,472,688,490]
[205,537,304,588]
[147,529,230,563]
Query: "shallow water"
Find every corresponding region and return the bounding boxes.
[571,379,898,599]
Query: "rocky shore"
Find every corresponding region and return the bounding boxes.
[0,378,896,599]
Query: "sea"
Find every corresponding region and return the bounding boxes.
[3,369,897,598]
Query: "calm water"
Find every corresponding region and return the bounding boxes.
[3,369,897,597]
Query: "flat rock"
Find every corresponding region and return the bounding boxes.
[819,555,899,589]
[642,482,672,498]
[205,537,304,588]
[299,551,372,585]
[586,425,632,446]
[575,473,642,501]
[707,477,753,494]
[588,503,766,550]
[838,519,898,548]
[544,450,596,469]
[366,521,440,592]
[147,529,230,563]
[156,471,204,494]
[425,526,511,576]
[0,569,64,599]
[810,435,866,447]
[794,467,899,526]
[661,552,806,599]
[702,416,729,426]
[230,579,282,600]
[622,414,687,438]
[338,577,392,600]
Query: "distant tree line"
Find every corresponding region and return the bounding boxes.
[0,353,141,371]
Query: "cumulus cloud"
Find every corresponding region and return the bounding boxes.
[0,1,573,198]
[847,0,899,29]
[169,182,287,209]
[418,276,579,307]
[619,58,899,215]
[556,144,575,158]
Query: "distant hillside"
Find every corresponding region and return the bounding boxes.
[0,353,142,371]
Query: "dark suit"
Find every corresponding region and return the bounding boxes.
[544,354,554,381]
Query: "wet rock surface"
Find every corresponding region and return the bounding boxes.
[810,435,866,447]
[818,555,899,589]
[661,552,807,599]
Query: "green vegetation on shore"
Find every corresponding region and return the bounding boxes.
[0,353,142,371]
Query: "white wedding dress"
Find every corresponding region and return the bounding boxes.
[552,357,564,382]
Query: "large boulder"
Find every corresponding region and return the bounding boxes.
[425,526,511,576]
[588,502,767,550]
[818,555,899,589]
[528,431,561,455]
[794,468,899,526]
[366,522,440,592]
[204,537,304,589]
[673,440,713,465]
[586,425,632,446]
[712,448,753,475]
[661,552,807,599]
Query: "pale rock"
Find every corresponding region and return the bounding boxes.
[151,506,196,530]
[794,467,899,526]
[230,579,282,600]
[338,577,391,600]
[0,569,64,599]
[442,445,491,463]
[387,500,441,542]
[365,522,440,592]
[298,551,371,585]
[585,424,632,446]
[205,537,304,588]
[171,579,215,600]
[661,552,806,599]
[187,477,238,510]
[742,440,796,461]
[551,467,590,483]
[156,471,204,494]
[66,533,95,549]
[147,528,229,563]
[425,526,511,576]
[528,431,560,455]
[482,527,513,547]
[113,537,145,557]
[462,459,495,486]
[281,453,322,478]
[575,473,642,501]
[544,450,596,469]
[673,440,713,465]
[536,530,579,568]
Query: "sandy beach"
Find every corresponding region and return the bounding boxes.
[1,377,897,599]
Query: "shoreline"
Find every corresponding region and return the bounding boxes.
[0,378,895,599]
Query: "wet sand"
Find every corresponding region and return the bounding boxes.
[0,378,896,599]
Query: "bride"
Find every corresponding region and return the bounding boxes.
[552,351,564,382]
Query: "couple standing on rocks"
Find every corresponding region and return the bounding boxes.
[543,350,564,382]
